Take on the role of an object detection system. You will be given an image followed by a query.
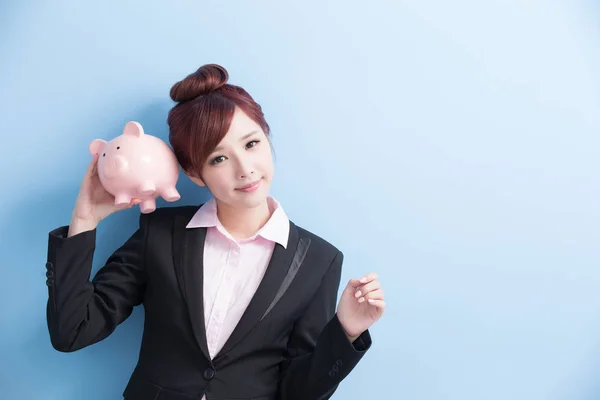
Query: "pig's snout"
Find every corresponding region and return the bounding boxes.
[102,155,129,179]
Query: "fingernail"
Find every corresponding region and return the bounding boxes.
[368,299,375,303]
[355,290,361,298]
[358,297,365,303]
[360,277,367,283]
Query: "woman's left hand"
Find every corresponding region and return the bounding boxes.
[337,272,386,341]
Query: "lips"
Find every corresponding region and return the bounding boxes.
[236,179,261,192]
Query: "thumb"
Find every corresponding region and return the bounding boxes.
[86,153,99,177]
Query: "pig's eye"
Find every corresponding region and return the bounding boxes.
[117,146,120,149]
[102,153,106,157]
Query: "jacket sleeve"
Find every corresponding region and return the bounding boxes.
[45,213,150,352]
[277,250,372,400]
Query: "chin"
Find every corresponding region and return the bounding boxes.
[234,184,270,209]
[241,199,267,210]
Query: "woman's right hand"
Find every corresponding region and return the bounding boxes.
[68,154,138,237]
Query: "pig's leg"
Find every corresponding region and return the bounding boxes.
[114,193,132,208]
[140,199,156,214]
[160,187,181,202]
[139,180,156,196]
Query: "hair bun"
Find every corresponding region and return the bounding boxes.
[169,64,229,103]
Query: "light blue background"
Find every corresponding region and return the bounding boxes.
[1,1,599,399]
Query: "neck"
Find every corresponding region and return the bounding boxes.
[216,199,272,240]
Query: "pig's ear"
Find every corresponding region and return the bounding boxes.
[89,139,107,156]
[122,121,144,138]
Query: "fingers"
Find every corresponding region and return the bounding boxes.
[83,153,100,183]
[347,272,379,288]
[360,272,378,284]
[348,278,363,288]
[355,286,384,302]
[117,198,141,210]
[121,198,142,210]
[78,154,99,194]
[355,294,385,305]
[354,280,380,298]
[363,288,384,301]
[347,272,384,307]
[88,152,99,170]
[366,299,386,309]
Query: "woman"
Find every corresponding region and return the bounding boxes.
[45,64,386,400]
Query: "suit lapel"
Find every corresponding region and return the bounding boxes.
[214,222,300,361]
[260,236,311,322]
[173,211,306,363]
[173,214,210,361]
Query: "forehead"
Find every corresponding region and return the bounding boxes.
[227,108,261,137]
[212,108,263,151]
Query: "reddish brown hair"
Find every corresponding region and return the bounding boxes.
[167,64,271,177]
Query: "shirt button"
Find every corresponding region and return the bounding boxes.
[204,368,215,380]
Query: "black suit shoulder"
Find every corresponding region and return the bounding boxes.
[150,204,201,220]
[294,223,342,258]
[143,204,202,230]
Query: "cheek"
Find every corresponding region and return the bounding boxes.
[202,168,230,191]
[258,148,274,173]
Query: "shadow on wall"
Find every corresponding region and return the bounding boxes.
[0,100,211,398]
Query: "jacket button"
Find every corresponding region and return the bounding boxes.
[46,262,53,270]
[204,368,215,380]
[46,270,54,278]
[46,279,53,287]
[336,359,343,366]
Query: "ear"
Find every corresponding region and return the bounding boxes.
[89,139,107,155]
[122,121,144,137]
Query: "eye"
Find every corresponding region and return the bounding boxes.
[117,146,120,150]
[102,153,106,157]
[246,140,260,149]
[210,156,226,165]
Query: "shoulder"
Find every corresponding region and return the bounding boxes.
[139,204,203,230]
[292,221,343,263]
[151,204,201,219]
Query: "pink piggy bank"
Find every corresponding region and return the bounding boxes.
[89,121,181,214]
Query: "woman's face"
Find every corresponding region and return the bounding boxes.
[190,107,274,210]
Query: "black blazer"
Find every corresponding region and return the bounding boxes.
[45,205,371,400]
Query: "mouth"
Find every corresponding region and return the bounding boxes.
[236,179,261,192]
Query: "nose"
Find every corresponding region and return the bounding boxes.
[102,154,129,179]
[236,158,254,179]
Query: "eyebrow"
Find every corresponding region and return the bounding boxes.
[212,130,260,152]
